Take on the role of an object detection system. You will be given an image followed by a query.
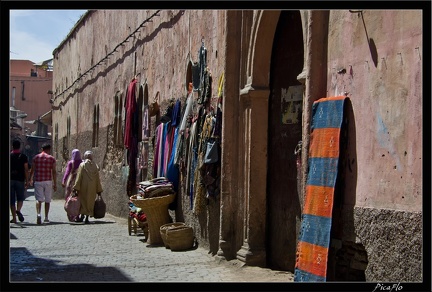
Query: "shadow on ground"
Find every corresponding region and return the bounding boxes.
[9,247,132,282]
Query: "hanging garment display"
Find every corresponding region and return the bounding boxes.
[124,77,139,197]
[198,43,207,92]
[185,120,197,210]
[174,91,194,166]
[142,105,150,140]
[204,139,218,164]
[198,68,212,105]
[153,122,164,178]
[166,127,180,210]
[124,78,138,150]
[192,62,200,91]
[192,113,215,215]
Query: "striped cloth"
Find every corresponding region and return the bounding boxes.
[294,96,347,282]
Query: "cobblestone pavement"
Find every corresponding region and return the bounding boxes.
[9,195,294,285]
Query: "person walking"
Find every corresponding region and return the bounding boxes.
[29,143,57,224]
[62,149,82,200]
[73,151,103,224]
[10,139,30,224]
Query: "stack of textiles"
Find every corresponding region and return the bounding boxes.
[136,177,175,199]
[128,201,147,222]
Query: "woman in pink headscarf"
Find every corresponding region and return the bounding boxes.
[62,149,83,201]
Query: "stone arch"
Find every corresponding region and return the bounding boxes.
[247,10,281,89]
[236,10,308,268]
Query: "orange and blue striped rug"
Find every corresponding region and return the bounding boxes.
[294,96,347,282]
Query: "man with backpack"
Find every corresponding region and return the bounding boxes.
[10,139,29,224]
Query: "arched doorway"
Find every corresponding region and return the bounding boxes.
[266,10,304,271]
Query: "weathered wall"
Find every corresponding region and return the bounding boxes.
[52,10,226,250]
[326,10,422,281]
[50,9,423,281]
[327,10,422,211]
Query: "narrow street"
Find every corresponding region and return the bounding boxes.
[9,194,293,285]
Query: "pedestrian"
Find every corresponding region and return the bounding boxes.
[62,149,82,200]
[73,150,103,224]
[29,143,57,224]
[10,139,30,223]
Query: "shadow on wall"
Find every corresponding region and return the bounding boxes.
[327,98,367,281]
[54,10,185,113]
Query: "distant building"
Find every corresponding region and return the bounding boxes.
[9,59,53,159]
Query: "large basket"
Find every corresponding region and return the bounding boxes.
[130,193,175,245]
[160,222,186,249]
[166,225,194,251]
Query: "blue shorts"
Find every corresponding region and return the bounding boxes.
[10,180,25,206]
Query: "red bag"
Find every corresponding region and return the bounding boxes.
[64,192,80,222]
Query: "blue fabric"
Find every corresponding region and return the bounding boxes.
[159,122,168,177]
[294,269,326,282]
[171,100,181,128]
[166,127,179,192]
[310,99,345,130]
[306,157,339,187]
[297,214,332,247]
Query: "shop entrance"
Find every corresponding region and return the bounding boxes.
[266,10,304,271]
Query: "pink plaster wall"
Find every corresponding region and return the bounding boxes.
[327,10,422,212]
[53,10,226,139]
[9,60,53,133]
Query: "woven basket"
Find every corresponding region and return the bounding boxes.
[166,225,194,251]
[160,222,186,249]
[130,193,175,245]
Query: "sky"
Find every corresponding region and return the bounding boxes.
[10,10,88,63]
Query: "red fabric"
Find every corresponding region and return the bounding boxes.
[130,211,147,222]
[32,152,56,182]
[124,78,138,149]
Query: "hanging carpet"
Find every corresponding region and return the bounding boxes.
[294,96,347,282]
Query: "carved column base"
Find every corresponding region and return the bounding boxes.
[236,242,266,267]
[215,240,231,261]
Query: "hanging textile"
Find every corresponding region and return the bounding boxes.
[171,99,182,128]
[153,123,164,178]
[213,72,224,139]
[186,120,198,210]
[175,91,194,166]
[136,141,148,182]
[163,122,175,176]
[198,43,207,92]
[192,113,215,215]
[192,62,201,91]
[124,78,139,196]
[143,105,150,140]
[294,96,347,282]
[124,78,138,150]
[160,122,169,176]
[166,127,180,210]
[198,68,212,105]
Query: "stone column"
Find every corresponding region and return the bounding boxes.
[236,85,269,267]
[217,10,242,261]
